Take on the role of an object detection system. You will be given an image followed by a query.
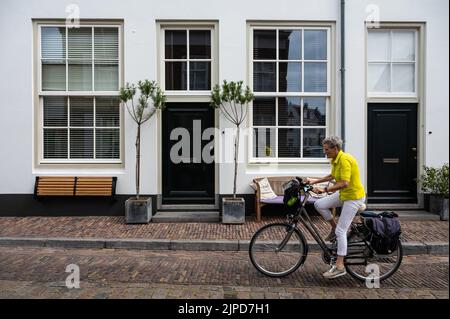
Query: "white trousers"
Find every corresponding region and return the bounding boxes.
[314,192,366,256]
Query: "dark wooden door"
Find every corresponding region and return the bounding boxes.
[368,103,418,203]
[162,103,215,205]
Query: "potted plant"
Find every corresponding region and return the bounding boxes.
[210,80,254,224]
[418,163,449,221]
[120,80,166,223]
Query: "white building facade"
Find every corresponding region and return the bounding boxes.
[0,0,448,216]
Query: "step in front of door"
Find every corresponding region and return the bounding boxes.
[152,211,220,223]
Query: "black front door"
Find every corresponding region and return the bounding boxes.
[162,103,215,205]
[368,103,418,203]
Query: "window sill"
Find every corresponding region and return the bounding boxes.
[248,159,330,165]
[39,160,122,165]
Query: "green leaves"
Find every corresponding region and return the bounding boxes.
[119,80,166,125]
[210,80,254,108]
[209,80,254,127]
[418,163,449,197]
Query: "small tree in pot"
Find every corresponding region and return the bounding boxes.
[210,80,254,223]
[120,80,166,223]
[418,163,449,220]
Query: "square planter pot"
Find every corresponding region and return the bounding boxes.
[222,197,245,224]
[430,195,444,214]
[125,197,152,224]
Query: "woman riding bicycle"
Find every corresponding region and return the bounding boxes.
[306,136,366,279]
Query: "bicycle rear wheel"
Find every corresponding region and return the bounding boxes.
[249,223,308,277]
[345,237,403,282]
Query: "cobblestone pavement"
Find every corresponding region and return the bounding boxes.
[0,216,448,242]
[0,246,447,299]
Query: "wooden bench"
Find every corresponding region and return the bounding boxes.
[34,176,117,199]
[252,176,335,221]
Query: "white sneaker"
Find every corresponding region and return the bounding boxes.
[323,265,347,279]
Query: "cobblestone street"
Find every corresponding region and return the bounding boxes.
[0,246,447,299]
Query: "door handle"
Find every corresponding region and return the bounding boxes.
[411,147,417,152]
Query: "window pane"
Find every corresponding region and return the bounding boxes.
[189,61,210,90]
[94,27,118,60]
[303,97,326,126]
[68,27,92,59]
[165,30,187,59]
[368,63,390,92]
[278,97,301,126]
[44,128,68,159]
[253,128,276,158]
[304,30,327,60]
[368,30,390,61]
[42,60,66,91]
[165,62,187,90]
[392,63,415,92]
[44,97,67,127]
[253,30,276,60]
[70,128,94,159]
[253,97,275,126]
[279,30,301,60]
[303,128,326,158]
[96,129,120,159]
[68,60,92,91]
[253,62,276,92]
[70,97,93,127]
[278,128,301,158]
[96,97,120,127]
[95,62,118,91]
[392,31,415,61]
[41,27,66,59]
[304,62,327,92]
[189,30,211,59]
[279,62,301,92]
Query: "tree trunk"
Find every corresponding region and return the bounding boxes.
[233,125,240,198]
[135,124,141,199]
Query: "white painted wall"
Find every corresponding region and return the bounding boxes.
[345,0,449,189]
[0,0,448,197]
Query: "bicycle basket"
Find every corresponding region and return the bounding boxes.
[282,179,300,207]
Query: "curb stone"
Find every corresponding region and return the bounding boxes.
[0,237,447,255]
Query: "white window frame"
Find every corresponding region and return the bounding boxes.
[367,28,419,98]
[248,24,332,164]
[159,23,217,97]
[37,23,122,164]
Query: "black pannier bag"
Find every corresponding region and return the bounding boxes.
[364,211,402,254]
[282,179,301,209]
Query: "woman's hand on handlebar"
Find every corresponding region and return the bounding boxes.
[305,178,317,185]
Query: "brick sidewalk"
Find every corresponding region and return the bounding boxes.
[0,216,448,243]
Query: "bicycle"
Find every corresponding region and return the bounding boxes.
[248,177,403,282]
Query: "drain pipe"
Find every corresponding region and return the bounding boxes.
[340,0,346,150]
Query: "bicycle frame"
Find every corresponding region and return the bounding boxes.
[289,191,334,260]
[287,189,374,265]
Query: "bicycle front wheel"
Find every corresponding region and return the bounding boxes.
[249,223,308,277]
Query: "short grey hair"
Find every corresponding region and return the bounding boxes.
[322,136,343,150]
